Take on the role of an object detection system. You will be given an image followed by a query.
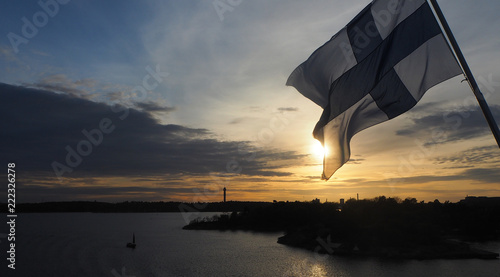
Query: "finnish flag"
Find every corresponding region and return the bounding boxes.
[287,0,462,180]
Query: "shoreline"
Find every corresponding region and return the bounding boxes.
[276,232,499,260]
[184,222,499,260]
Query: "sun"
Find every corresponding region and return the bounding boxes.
[311,140,326,160]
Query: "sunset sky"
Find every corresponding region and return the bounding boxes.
[1,0,499,203]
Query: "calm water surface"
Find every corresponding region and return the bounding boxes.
[2,213,499,276]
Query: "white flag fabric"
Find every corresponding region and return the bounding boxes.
[287,0,462,180]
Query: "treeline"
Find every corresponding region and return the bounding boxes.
[0,201,271,213]
[184,197,500,244]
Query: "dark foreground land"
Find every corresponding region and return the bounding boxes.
[184,197,500,260]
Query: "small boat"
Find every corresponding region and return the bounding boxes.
[126,233,136,249]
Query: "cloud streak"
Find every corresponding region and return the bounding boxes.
[387,167,500,185]
[135,101,176,113]
[25,74,97,99]
[434,145,500,166]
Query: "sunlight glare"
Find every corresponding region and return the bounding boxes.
[311,140,325,160]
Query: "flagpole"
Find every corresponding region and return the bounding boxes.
[429,0,500,148]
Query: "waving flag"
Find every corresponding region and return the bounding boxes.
[287,0,462,180]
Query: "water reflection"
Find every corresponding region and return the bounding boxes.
[283,257,332,277]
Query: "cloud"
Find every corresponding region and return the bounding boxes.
[0,83,302,180]
[135,101,176,113]
[105,90,130,102]
[396,105,500,145]
[15,183,196,202]
[278,107,299,112]
[403,102,444,116]
[347,158,365,165]
[385,167,500,185]
[25,74,97,99]
[229,118,245,125]
[434,145,500,166]
[30,49,51,57]
[0,45,20,62]
[461,168,500,184]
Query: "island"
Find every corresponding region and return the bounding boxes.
[183,196,500,260]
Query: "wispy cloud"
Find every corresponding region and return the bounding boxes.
[278,107,299,112]
[0,45,20,62]
[24,74,97,99]
[229,117,246,125]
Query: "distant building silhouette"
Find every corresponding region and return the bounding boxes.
[223,187,226,203]
[338,198,345,212]
[460,196,500,207]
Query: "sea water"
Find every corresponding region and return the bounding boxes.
[1,213,499,277]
